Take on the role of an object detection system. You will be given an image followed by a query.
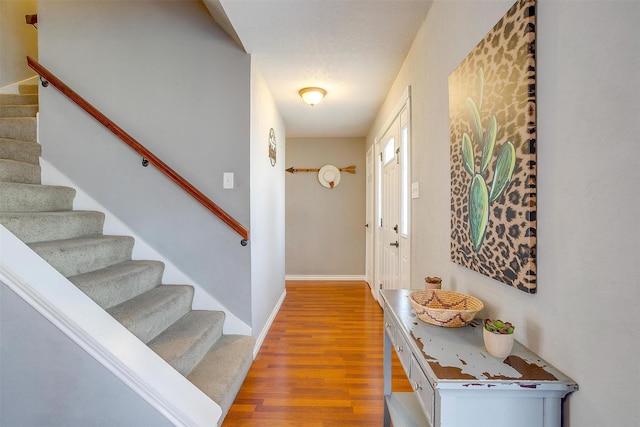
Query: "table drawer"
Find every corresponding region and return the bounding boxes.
[410,354,435,426]
[384,310,396,347]
[384,308,411,375]
[395,326,411,374]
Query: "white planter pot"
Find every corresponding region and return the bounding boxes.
[483,328,515,358]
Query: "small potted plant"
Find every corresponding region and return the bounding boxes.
[483,318,515,358]
[424,276,442,290]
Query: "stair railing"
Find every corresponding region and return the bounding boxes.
[26,56,249,245]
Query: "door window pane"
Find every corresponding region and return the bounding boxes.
[400,126,409,236]
[383,138,395,165]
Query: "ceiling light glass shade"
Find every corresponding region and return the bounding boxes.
[299,87,326,106]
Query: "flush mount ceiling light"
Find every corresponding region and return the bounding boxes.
[299,87,326,106]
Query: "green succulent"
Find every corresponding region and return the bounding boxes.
[469,174,489,251]
[484,318,515,334]
[461,67,516,252]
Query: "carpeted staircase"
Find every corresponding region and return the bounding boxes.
[0,84,254,425]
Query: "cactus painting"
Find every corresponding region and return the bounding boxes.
[448,0,537,293]
[463,69,516,253]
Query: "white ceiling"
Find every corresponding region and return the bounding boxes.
[206,0,432,138]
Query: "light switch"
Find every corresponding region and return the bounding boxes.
[411,181,419,199]
[223,172,234,189]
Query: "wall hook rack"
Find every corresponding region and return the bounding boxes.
[286,165,356,189]
[285,165,356,174]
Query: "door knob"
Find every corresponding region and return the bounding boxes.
[390,241,399,248]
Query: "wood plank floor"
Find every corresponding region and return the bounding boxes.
[223,281,413,426]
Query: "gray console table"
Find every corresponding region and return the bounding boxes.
[382,290,578,427]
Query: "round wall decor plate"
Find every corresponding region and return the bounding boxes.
[318,165,341,188]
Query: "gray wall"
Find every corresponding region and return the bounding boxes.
[286,137,365,276]
[368,1,640,425]
[0,0,38,88]
[37,1,253,323]
[0,283,171,427]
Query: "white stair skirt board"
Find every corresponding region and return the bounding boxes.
[0,76,39,94]
[40,159,251,336]
[285,275,367,281]
[0,225,222,426]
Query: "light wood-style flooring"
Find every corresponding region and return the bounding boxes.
[223,281,412,426]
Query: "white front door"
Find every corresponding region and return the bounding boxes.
[373,88,412,302]
[379,120,400,292]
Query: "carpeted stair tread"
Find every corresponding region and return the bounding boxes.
[68,260,165,309]
[149,310,225,376]
[0,138,41,164]
[187,334,256,424]
[0,104,39,118]
[0,159,41,184]
[0,93,38,105]
[0,117,37,142]
[0,210,105,243]
[28,235,134,277]
[19,84,38,95]
[107,285,194,344]
[0,182,75,212]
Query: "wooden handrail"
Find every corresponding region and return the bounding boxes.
[26,56,249,244]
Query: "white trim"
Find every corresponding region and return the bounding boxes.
[0,225,221,426]
[399,95,412,291]
[252,288,286,358]
[376,86,411,143]
[285,275,367,281]
[39,159,251,336]
[365,145,375,288]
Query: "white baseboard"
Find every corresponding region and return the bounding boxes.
[285,275,367,282]
[252,288,286,358]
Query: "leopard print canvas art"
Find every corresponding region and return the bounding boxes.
[448,0,537,293]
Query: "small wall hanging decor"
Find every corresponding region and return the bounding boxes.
[448,0,537,293]
[268,128,277,166]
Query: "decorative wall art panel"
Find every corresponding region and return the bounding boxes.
[449,0,537,293]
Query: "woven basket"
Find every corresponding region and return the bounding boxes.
[409,289,484,328]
